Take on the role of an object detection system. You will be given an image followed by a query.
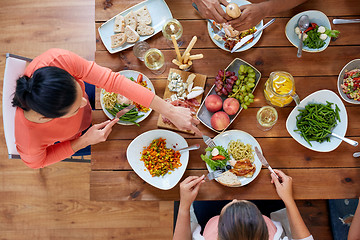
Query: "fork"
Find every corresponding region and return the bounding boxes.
[192,3,226,38]
[205,170,224,181]
[202,134,217,148]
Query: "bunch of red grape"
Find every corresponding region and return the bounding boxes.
[214,70,238,97]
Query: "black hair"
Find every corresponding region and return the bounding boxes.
[12,66,77,118]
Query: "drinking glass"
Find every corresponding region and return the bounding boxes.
[256,106,278,131]
[133,41,150,61]
[144,48,166,75]
[162,18,184,48]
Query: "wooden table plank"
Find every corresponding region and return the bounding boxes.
[95,0,360,22]
[90,168,360,201]
[96,17,360,51]
[95,46,360,78]
[91,137,360,170]
[92,106,360,140]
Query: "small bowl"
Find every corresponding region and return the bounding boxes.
[285,10,331,53]
[337,59,360,104]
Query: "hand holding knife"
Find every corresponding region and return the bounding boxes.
[254,146,280,181]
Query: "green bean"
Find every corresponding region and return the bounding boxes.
[295,102,341,146]
[106,103,143,126]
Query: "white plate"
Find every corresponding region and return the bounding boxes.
[286,90,348,152]
[98,0,172,54]
[285,10,331,53]
[127,129,189,190]
[207,0,263,52]
[100,70,155,125]
[205,130,262,187]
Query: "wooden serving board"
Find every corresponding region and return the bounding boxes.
[157,68,207,134]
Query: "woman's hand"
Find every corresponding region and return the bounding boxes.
[192,0,231,23]
[164,105,202,136]
[71,118,118,152]
[179,175,205,210]
[228,3,267,31]
[270,169,294,204]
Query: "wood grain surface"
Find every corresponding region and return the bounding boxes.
[92,0,360,204]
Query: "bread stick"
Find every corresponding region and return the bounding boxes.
[172,59,182,66]
[189,54,203,60]
[187,60,193,66]
[179,63,190,70]
[171,35,182,62]
[182,36,197,59]
[183,53,190,64]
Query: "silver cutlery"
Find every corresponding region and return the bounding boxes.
[333,19,360,24]
[202,134,216,148]
[177,144,200,152]
[231,18,276,53]
[205,170,224,181]
[353,152,360,158]
[254,147,279,179]
[116,104,136,118]
[192,3,226,38]
[331,132,358,147]
[297,15,310,58]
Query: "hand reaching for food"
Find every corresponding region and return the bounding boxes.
[164,105,202,136]
[228,3,266,32]
[192,0,231,23]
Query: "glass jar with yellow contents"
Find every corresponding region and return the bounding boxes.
[264,71,300,107]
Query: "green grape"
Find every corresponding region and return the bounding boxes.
[239,75,245,80]
[244,96,249,102]
[245,101,250,106]
[236,79,240,85]
[244,77,249,81]
[248,78,255,83]
[248,73,256,78]
[239,95,244,101]
[243,105,248,110]
[247,82,255,88]
[235,95,240,100]
[239,65,245,73]
[233,86,238,91]
[248,93,254,98]
[241,86,246,92]
[248,68,254,73]
[246,86,251,92]
[248,98,254,103]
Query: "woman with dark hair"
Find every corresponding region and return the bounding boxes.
[173,170,313,240]
[13,48,201,169]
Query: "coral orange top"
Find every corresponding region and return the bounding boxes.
[15,48,155,168]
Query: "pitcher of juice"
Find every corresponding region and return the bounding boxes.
[263,71,300,107]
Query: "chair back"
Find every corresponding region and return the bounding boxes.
[2,53,32,159]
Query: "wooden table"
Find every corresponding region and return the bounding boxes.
[90,0,360,201]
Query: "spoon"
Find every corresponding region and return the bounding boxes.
[297,15,310,58]
[331,132,358,147]
[177,144,200,152]
[353,152,360,158]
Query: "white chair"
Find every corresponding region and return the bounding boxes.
[2,53,90,163]
[2,53,32,159]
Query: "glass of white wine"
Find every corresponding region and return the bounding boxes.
[162,18,184,48]
[144,48,166,75]
[256,106,278,131]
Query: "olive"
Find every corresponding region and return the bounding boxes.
[226,165,232,170]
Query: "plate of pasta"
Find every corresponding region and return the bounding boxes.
[202,130,262,187]
[100,70,155,125]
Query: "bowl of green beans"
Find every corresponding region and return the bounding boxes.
[286,90,348,152]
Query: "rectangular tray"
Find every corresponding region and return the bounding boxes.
[98,0,172,54]
[196,58,261,133]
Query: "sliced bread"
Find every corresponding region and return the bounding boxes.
[114,15,125,33]
[111,33,127,48]
[124,11,137,30]
[136,23,154,36]
[217,171,242,187]
[134,6,152,25]
[125,25,140,43]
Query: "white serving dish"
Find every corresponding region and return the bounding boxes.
[126,129,189,190]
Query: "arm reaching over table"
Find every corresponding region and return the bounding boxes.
[192,0,231,23]
[229,0,308,31]
[271,169,313,240]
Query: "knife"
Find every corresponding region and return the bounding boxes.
[254,146,279,180]
[116,104,136,119]
[231,18,276,53]
[333,19,360,24]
